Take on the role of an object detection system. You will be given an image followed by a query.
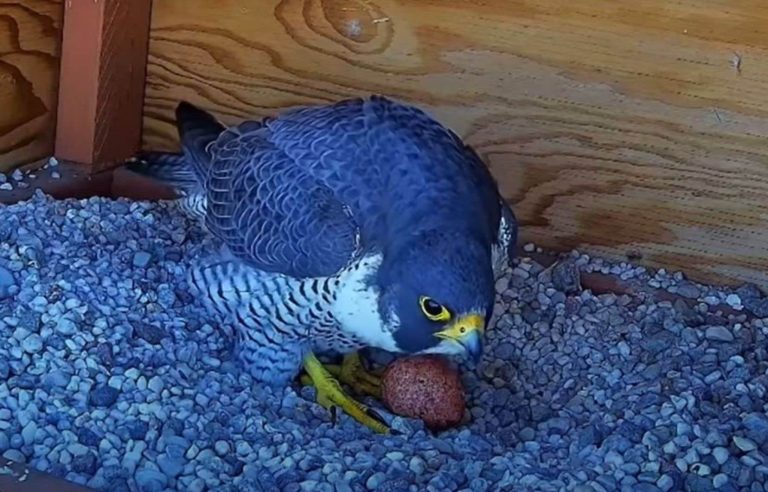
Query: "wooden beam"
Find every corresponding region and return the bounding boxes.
[54,0,152,172]
[0,456,96,491]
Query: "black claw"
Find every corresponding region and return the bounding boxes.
[329,406,338,426]
[365,407,388,425]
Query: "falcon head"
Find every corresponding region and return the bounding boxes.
[378,229,495,363]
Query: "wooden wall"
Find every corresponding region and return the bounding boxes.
[142,0,768,289]
[0,0,62,172]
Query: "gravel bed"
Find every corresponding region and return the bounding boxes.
[1,191,768,492]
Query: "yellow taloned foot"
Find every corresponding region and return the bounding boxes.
[302,352,390,434]
[326,352,382,399]
[299,352,382,398]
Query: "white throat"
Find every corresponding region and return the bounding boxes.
[331,253,400,352]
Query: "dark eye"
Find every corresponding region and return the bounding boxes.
[419,296,450,321]
[424,299,442,316]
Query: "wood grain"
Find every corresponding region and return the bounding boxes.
[142,0,768,289]
[55,0,151,171]
[0,0,62,172]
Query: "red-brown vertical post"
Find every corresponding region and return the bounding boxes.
[54,0,152,172]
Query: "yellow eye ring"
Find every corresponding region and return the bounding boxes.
[419,296,451,322]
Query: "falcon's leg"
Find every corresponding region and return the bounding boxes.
[301,352,382,398]
[302,352,390,434]
[189,260,309,385]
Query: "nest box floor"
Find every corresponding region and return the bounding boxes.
[0,192,767,492]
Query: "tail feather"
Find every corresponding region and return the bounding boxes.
[175,101,226,182]
[124,101,225,193]
[126,152,199,193]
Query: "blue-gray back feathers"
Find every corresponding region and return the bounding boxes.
[142,96,511,281]
[204,129,360,278]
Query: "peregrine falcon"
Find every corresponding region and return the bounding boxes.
[127,96,518,433]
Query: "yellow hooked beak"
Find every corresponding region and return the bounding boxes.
[434,313,485,362]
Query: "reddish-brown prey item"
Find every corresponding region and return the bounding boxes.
[381,355,466,431]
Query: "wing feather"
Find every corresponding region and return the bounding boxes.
[203,130,358,279]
